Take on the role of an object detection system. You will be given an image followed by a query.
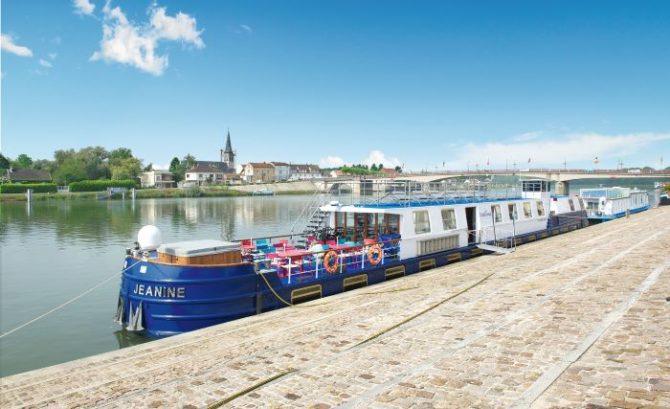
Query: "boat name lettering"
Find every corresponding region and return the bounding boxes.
[133,284,185,298]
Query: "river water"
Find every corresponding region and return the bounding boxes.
[0,195,316,377]
[0,177,666,376]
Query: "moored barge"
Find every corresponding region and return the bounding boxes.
[116,179,588,337]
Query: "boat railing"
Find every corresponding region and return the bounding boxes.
[288,187,326,237]
[327,179,523,208]
[246,236,400,284]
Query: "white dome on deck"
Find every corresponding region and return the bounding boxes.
[138,225,162,250]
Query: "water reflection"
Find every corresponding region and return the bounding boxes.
[0,195,317,377]
[113,330,152,349]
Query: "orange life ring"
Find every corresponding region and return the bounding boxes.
[323,250,339,274]
[367,244,382,266]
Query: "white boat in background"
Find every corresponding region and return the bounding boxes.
[580,187,650,222]
[252,187,274,196]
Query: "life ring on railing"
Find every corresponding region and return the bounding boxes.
[323,250,339,274]
[367,244,383,266]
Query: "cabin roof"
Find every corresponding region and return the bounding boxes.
[321,196,525,213]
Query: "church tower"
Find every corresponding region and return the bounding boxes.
[221,130,235,170]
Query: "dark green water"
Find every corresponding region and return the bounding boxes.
[0,196,316,377]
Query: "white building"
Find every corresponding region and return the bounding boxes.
[185,164,226,185]
[289,164,322,180]
[141,170,175,188]
[270,162,291,181]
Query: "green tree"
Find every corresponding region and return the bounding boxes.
[394,165,403,173]
[33,159,56,174]
[108,148,141,180]
[110,157,142,180]
[0,153,10,170]
[370,164,378,172]
[109,147,133,161]
[173,154,197,182]
[378,163,384,171]
[54,149,76,165]
[182,154,196,170]
[53,158,87,185]
[144,163,153,171]
[13,153,33,169]
[76,146,110,179]
[169,157,182,182]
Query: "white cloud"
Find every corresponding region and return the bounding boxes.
[363,150,402,169]
[513,131,542,142]
[319,156,347,168]
[90,2,204,76]
[73,0,95,15]
[150,7,204,48]
[319,150,403,169]
[1,34,33,57]
[444,132,670,169]
[48,52,58,60]
[38,59,53,68]
[232,24,253,35]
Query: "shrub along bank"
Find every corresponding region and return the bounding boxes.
[0,183,58,193]
[68,179,136,192]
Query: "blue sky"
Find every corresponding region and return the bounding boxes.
[2,0,669,171]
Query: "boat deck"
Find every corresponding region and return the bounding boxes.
[2,207,669,408]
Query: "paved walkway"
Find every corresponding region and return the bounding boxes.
[1,207,669,408]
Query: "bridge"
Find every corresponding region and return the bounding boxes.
[393,169,670,183]
[314,169,670,195]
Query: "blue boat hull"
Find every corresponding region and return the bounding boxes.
[118,217,587,338]
[587,205,650,223]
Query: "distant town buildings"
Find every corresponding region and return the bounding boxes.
[240,162,275,183]
[141,131,326,187]
[270,162,290,181]
[180,131,240,186]
[289,164,322,180]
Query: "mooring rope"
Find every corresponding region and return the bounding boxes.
[0,259,143,339]
[257,271,294,307]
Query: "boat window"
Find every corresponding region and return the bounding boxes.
[491,205,502,223]
[568,199,575,211]
[578,198,585,210]
[346,212,355,240]
[508,203,518,220]
[335,212,345,230]
[413,210,431,234]
[367,213,377,239]
[441,208,457,230]
[386,214,400,235]
[355,213,366,241]
[536,201,545,216]
[523,202,532,218]
[377,213,385,236]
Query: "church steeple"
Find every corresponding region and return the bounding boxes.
[221,130,235,170]
[224,130,233,153]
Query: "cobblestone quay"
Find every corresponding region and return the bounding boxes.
[2,207,669,408]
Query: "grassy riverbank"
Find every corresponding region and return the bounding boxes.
[0,186,318,202]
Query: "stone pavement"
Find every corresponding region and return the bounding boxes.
[1,207,669,408]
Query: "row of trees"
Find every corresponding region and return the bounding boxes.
[0,147,144,185]
[340,163,403,176]
[0,149,205,186]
